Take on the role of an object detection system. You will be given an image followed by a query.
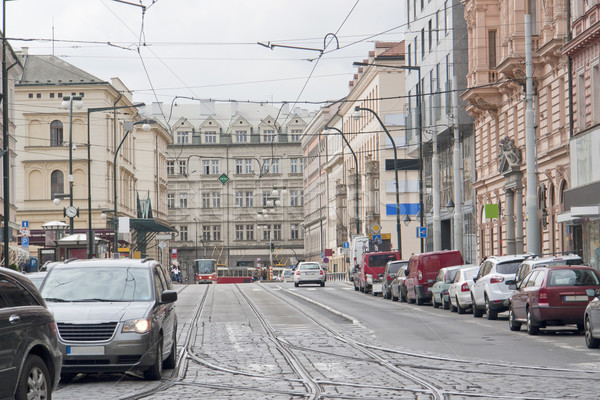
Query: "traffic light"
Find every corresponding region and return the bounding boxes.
[270,242,274,252]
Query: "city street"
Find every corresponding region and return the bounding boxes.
[53,281,600,399]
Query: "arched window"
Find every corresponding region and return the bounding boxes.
[50,120,63,146]
[51,170,64,198]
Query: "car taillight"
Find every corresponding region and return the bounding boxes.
[461,282,470,292]
[387,275,391,280]
[538,288,548,304]
[490,276,504,284]
[418,270,423,282]
[295,270,300,275]
[320,270,324,275]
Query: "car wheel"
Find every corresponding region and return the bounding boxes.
[472,296,483,318]
[294,282,299,287]
[163,330,177,370]
[416,291,424,305]
[585,316,600,349]
[391,291,398,302]
[360,283,365,293]
[400,290,407,303]
[442,297,450,310]
[320,281,325,287]
[527,308,540,335]
[455,297,463,314]
[508,308,521,331]
[15,354,50,400]
[144,339,163,380]
[432,295,439,308]
[485,296,498,320]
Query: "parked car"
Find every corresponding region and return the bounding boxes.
[40,258,178,381]
[508,265,600,335]
[382,260,408,300]
[354,251,400,294]
[24,271,48,289]
[294,262,326,287]
[281,269,294,282]
[0,267,62,400]
[471,254,530,319]
[584,288,600,348]
[404,250,464,305]
[390,264,409,302]
[431,265,463,309]
[514,254,583,285]
[448,265,479,314]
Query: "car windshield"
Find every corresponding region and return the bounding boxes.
[548,269,600,287]
[300,263,320,270]
[283,270,293,276]
[388,262,406,274]
[446,269,460,283]
[462,268,478,281]
[41,267,152,302]
[496,261,522,275]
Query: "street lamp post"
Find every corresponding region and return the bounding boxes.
[194,217,199,259]
[353,106,402,258]
[324,126,360,235]
[86,103,145,258]
[353,62,424,252]
[113,120,152,256]
[61,95,83,235]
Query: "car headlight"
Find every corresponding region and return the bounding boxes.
[122,318,151,334]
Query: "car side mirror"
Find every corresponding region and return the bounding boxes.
[473,277,478,282]
[506,279,516,286]
[160,290,178,304]
[586,288,598,297]
[508,284,517,290]
[378,273,384,279]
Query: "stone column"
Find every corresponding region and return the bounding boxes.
[506,188,515,255]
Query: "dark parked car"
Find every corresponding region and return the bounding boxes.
[508,265,600,335]
[382,260,408,300]
[0,267,62,400]
[40,258,178,381]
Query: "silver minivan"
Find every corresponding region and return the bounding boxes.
[40,258,177,381]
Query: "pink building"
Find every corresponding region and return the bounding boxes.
[462,0,571,258]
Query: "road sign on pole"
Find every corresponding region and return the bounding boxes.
[416,227,427,238]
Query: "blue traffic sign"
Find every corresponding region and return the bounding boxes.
[21,237,29,247]
[343,241,349,249]
[372,234,382,243]
[416,227,427,238]
[21,220,29,228]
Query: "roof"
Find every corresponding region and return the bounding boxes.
[130,218,176,233]
[17,52,105,86]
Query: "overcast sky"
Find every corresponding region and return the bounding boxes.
[6,0,405,111]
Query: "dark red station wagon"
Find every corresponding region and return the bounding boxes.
[508,265,600,335]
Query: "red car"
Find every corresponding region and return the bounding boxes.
[508,265,600,335]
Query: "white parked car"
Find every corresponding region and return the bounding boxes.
[281,269,294,282]
[471,254,530,320]
[293,262,326,287]
[448,265,479,314]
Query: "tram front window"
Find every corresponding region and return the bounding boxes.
[196,261,215,274]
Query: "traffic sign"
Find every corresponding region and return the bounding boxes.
[218,173,229,184]
[370,223,382,233]
[21,237,29,247]
[21,220,29,228]
[343,242,349,249]
[158,241,167,250]
[20,228,30,237]
[372,234,382,243]
[323,257,329,264]
[416,227,427,238]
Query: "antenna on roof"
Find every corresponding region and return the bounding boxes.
[52,17,55,56]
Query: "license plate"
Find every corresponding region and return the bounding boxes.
[564,295,589,302]
[67,346,105,356]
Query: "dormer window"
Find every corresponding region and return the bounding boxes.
[205,131,217,143]
[263,129,276,143]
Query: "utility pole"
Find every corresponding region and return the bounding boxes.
[2,0,10,268]
[452,78,464,255]
[525,14,540,254]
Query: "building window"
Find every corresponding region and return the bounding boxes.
[271,159,279,174]
[178,160,187,175]
[167,161,175,175]
[244,159,252,174]
[202,225,211,241]
[179,226,188,241]
[235,191,243,207]
[428,19,433,52]
[245,191,254,207]
[408,43,412,67]
[212,225,221,241]
[263,225,271,241]
[246,224,254,240]
[202,193,210,208]
[263,129,276,142]
[176,131,189,144]
[262,159,271,175]
[444,1,449,36]
[167,193,175,208]
[578,71,587,131]
[291,224,299,240]
[205,131,217,143]
[262,191,270,206]
[179,193,188,209]
[236,130,247,143]
[435,11,440,43]
[291,158,303,173]
[235,160,243,174]
[50,120,63,147]
[593,63,600,124]
[273,224,282,240]
[211,160,219,175]
[236,225,244,240]
[290,190,303,206]
[51,170,64,197]
[421,28,425,59]
[212,192,221,208]
[289,129,302,142]
[488,31,497,69]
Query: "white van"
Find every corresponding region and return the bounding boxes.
[350,235,369,268]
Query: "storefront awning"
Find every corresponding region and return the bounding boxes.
[557,205,600,224]
[56,233,108,246]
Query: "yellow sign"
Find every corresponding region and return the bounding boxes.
[133,251,141,259]
[381,233,391,240]
[118,247,130,253]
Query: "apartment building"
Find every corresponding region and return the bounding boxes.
[157,101,310,276]
[405,0,476,262]
[462,0,570,258]
[561,0,600,270]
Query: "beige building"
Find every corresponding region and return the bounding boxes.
[306,42,420,264]
[462,0,570,257]
[14,49,171,262]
